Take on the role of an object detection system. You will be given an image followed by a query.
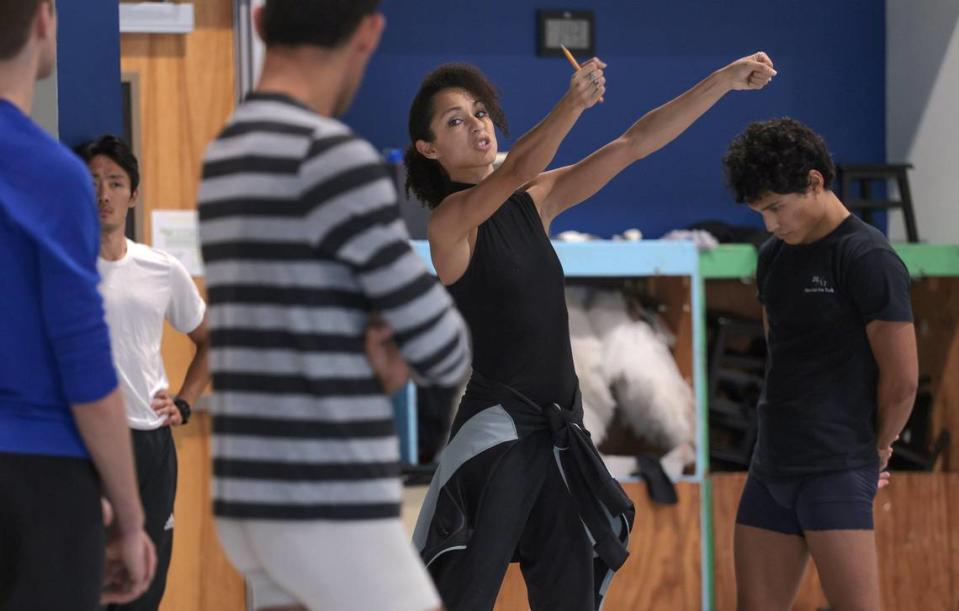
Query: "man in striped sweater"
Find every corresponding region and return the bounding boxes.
[197,2,469,610]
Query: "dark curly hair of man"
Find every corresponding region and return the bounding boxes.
[722,117,836,203]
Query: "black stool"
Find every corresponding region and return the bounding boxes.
[838,163,919,242]
[707,315,766,469]
[889,376,950,471]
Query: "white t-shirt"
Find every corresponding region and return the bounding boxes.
[98,239,206,430]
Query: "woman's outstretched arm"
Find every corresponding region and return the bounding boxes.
[528,51,776,227]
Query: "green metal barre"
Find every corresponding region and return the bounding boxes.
[700,243,959,280]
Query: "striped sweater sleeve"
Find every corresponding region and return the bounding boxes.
[308,135,470,386]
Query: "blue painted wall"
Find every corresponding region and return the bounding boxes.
[56,0,122,148]
[344,0,886,238]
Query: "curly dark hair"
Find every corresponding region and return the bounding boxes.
[405,63,509,209]
[75,134,140,192]
[722,117,836,203]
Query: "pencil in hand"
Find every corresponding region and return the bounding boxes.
[561,44,604,103]
[561,44,581,70]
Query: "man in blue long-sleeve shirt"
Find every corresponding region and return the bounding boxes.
[0,1,155,608]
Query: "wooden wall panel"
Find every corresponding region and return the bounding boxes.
[911,277,959,470]
[710,472,743,610]
[120,0,235,243]
[937,330,959,470]
[645,276,694,383]
[192,412,248,611]
[947,473,959,605]
[159,323,203,611]
[166,413,246,611]
[872,472,955,610]
[704,280,763,322]
[713,472,959,611]
[494,482,702,611]
[120,0,241,609]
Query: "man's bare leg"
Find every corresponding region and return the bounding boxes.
[735,524,810,611]
[805,529,880,611]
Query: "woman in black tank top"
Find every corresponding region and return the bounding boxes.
[405,55,777,610]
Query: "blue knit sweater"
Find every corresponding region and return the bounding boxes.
[0,99,117,458]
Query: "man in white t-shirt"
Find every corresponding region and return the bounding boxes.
[78,135,210,611]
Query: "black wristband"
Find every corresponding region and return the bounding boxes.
[173,397,191,425]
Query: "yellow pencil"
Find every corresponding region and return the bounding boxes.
[561,44,603,102]
[560,45,581,71]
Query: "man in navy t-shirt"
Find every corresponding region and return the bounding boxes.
[0,1,155,608]
[722,118,917,611]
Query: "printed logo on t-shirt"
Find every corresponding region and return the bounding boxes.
[804,275,835,294]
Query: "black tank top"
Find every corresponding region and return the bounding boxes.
[445,184,578,408]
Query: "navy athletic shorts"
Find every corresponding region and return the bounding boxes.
[0,452,104,610]
[735,465,879,535]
